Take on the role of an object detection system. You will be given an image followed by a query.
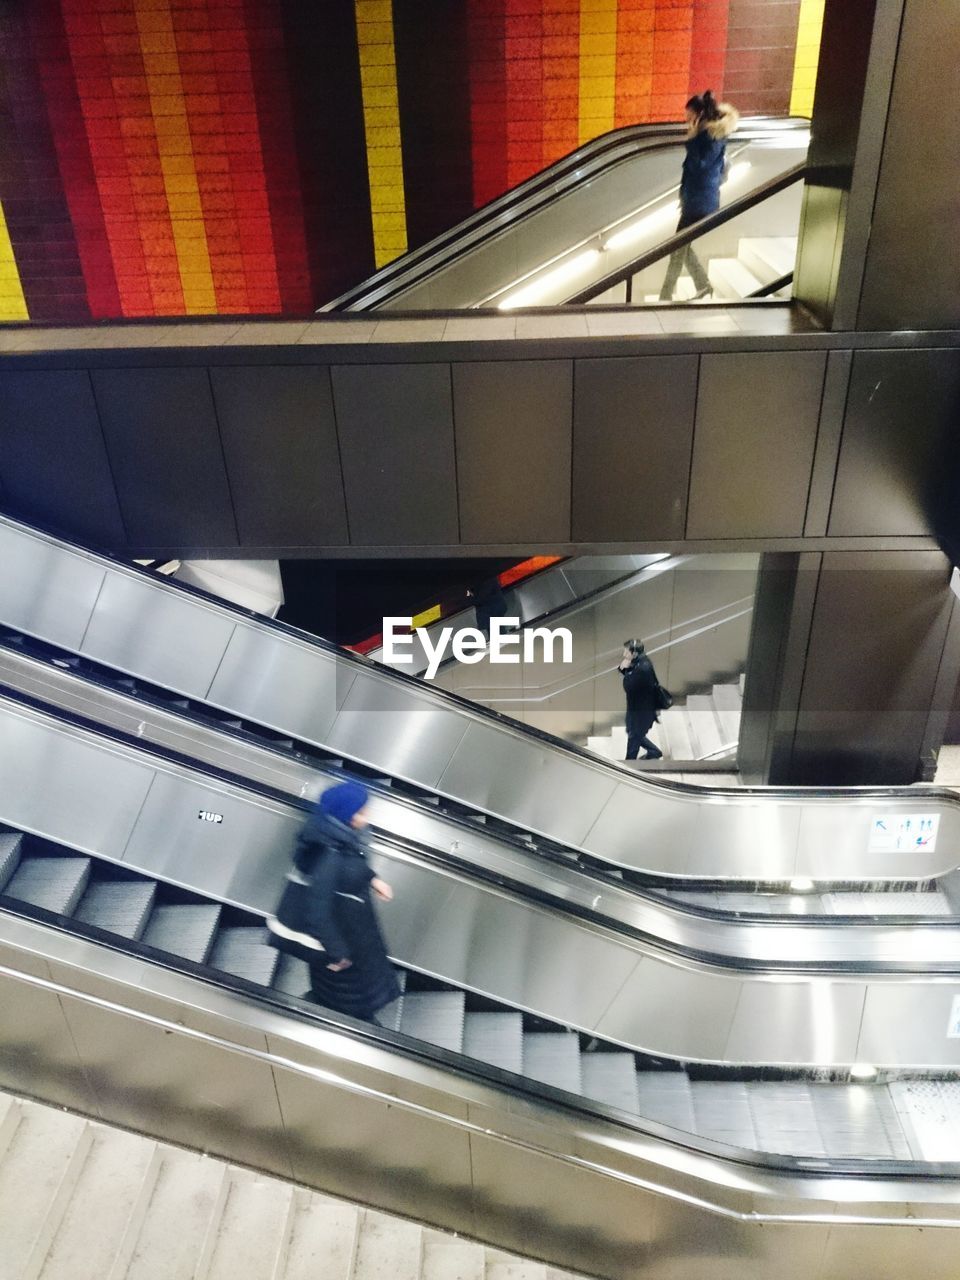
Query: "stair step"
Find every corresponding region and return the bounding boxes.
[283,1190,359,1280]
[737,235,797,284]
[522,1032,582,1094]
[202,1168,292,1280]
[377,969,408,1033]
[270,952,312,1000]
[710,682,742,744]
[208,926,281,987]
[0,830,24,892]
[635,1071,695,1132]
[707,256,764,300]
[121,1147,227,1280]
[398,991,465,1053]
[422,1229,485,1280]
[31,1126,156,1280]
[141,903,222,964]
[684,695,725,759]
[74,880,157,940]
[463,1011,524,1075]
[354,1208,422,1280]
[5,855,91,916]
[0,1101,89,1280]
[581,1052,640,1113]
[660,706,694,760]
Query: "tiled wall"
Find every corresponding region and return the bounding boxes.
[0,0,819,320]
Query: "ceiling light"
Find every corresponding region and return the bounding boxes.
[498,248,601,309]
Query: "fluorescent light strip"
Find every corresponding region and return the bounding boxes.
[498,248,601,310]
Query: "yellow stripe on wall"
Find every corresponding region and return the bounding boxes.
[355,0,408,268]
[0,201,28,321]
[578,0,617,146]
[790,0,826,118]
[134,0,217,314]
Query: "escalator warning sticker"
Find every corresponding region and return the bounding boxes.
[198,810,224,824]
[868,813,938,853]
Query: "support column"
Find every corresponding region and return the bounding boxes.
[741,551,960,786]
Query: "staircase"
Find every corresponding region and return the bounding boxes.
[0,827,945,1166]
[646,236,796,303]
[586,677,743,763]
[0,1089,581,1280]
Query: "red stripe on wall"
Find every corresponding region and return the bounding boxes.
[469,0,509,207]
[504,0,545,189]
[243,0,312,314]
[61,0,183,316]
[688,0,730,97]
[31,0,121,318]
[651,0,695,120]
[616,0,655,127]
[542,0,579,167]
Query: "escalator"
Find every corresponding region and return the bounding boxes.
[2,511,957,883]
[2,694,960,1274]
[322,118,809,312]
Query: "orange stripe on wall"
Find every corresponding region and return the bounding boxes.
[615,0,655,127]
[133,0,217,315]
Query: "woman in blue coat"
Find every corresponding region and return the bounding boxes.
[659,90,739,301]
[267,781,401,1022]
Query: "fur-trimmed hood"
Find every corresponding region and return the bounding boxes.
[702,103,739,140]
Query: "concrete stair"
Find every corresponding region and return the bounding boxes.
[0,1090,587,1280]
[647,235,797,303]
[586,678,742,763]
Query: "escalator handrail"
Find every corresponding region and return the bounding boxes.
[324,118,810,311]
[566,161,808,305]
[4,509,960,812]
[3,893,959,1185]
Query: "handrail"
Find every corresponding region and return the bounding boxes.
[566,162,807,305]
[746,271,794,299]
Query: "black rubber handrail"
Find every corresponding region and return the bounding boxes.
[746,270,794,299]
[566,162,807,305]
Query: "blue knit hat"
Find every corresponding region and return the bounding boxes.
[319,781,369,825]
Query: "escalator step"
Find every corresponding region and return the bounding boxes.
[463,1012,523,1075]
[688,1080,757,1148]
[399,991,465,1053]
[74,880,157,940]
[635,1072,695,1133]
[522,1033,582,1095]
[0,832,25,893]
[208,926,280,986]
[5,856,91,916]
[377,970,408,1033]
[142,903,221,964]
[581,1053,639,1113]
[271,953,312,999]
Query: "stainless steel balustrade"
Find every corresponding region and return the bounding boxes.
[3,910,960,1280]
[2,512,958,881]
[0,644,957,968]
[4,691,960,1069]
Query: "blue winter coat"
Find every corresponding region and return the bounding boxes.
[679,104,739,220]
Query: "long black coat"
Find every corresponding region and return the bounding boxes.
[622,655,659,737]
[267,810,400,1020]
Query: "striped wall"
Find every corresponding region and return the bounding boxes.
[0,0,822,321]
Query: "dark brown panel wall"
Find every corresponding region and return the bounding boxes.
[210,367,348,547]
[828,349,960,537]
[453,361,573,544]
[331,363,459,546]
[0,370,125,546]
[572,356,696,542]
[686,351,826,538]
[90,369,238,549]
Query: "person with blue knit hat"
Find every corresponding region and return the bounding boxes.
[267,779,400,1022]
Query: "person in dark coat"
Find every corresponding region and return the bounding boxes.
[467,576,510,639]
[267,781,400,1022]
[619,638,663,761]
[659,90,739,301]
